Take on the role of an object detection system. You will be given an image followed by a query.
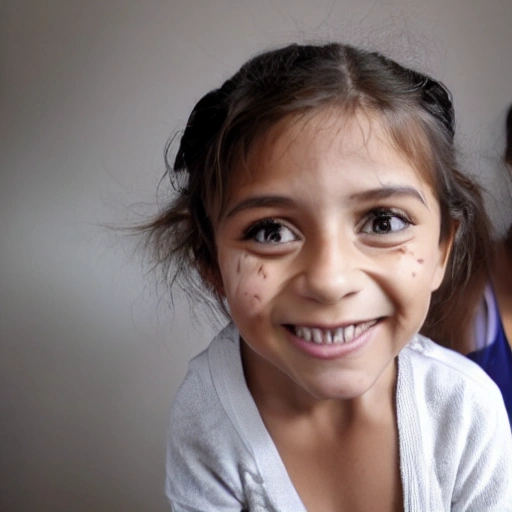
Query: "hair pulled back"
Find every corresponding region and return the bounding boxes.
[141,42,491,348]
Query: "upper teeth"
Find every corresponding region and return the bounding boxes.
[294,321,377,344]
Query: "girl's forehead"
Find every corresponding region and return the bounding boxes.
[214,107,441,222]
[238,108,433,186]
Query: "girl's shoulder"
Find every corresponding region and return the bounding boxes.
[399,335,512,510]
[400,333,505,407]
[166,323,258,509]
[169,322,241,424]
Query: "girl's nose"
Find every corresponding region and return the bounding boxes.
[295,235,363,304]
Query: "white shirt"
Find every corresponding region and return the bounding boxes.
[166,323,512,511]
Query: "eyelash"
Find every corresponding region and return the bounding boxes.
[241,208,412,246]
[360,208,413,235]
[242,218,299,245]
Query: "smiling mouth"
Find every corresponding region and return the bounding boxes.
[289,320,379,345]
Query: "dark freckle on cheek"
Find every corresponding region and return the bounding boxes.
[253,294,261,302]
[417,259,424,264]
[412,272,416,278]
[258,265,267,279]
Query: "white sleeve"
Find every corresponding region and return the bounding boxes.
[165,357,248,511]
[451,383,512,511]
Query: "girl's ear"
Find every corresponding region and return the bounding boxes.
[431,221,458,292]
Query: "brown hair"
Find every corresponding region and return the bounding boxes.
[139,42,491,348]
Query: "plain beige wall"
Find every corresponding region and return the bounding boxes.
[1,1,511,511]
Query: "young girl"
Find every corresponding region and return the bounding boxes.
[143,43,512,511]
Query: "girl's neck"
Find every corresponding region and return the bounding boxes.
[241,339,398,427]
[241,340,403,512]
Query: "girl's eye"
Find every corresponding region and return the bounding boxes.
[243,219,298,244]
[361,209,411,235]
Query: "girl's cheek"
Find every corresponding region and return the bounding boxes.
[398,246,426,279]
[378,245,432,285]
[220,252,272,313]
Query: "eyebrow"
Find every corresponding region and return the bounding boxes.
[350,186,427,206]
[223,185,428,220]
[224,196,294,219]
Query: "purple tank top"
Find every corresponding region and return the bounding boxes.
[468,301,512,426]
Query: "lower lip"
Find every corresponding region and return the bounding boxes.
[285,323,378,360]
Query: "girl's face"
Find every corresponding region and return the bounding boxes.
[214,110,452,406]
